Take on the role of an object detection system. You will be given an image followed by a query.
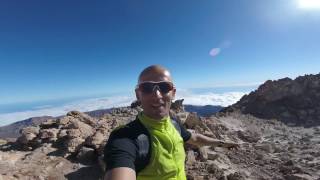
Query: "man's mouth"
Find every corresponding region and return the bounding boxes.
[151,103,164,108]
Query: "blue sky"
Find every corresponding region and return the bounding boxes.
[0,0,319,125]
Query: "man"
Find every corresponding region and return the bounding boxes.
[104,65,238,180]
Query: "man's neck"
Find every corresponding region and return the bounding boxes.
[141,112,169,122]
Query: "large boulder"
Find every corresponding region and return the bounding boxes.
[185,112,201,129]
[39,128,59,142]
[67,111,96,127]
[17,126,40,145]
[86,128,108,150]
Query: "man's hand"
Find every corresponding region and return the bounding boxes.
[217,141,239,150]
[187,132,239,150]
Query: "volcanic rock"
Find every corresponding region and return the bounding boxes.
[223,73,320,127]
[0,95,320,179]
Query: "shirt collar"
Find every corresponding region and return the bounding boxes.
[138,112,170,131]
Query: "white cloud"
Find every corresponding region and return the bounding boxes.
[176,89,246,107]
[0,96,135,126]
[0,90,247,126]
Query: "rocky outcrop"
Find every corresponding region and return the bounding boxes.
[0,107,140,179]
[1,100,319,179]
[0,101,222,139]
[0,116,53,139]
[223,73,320,127]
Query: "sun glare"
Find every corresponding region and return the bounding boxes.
[298,0,320,9]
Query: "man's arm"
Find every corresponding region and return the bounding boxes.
[104,167,136,180]
[186,132,239,149]
[104,136,137,180]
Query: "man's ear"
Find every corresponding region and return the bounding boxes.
[171,87,176,100]
[135,88,140,101]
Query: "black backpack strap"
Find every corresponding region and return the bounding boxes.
[136,134,149,159]
[132,118,151,174]
[171,118,182,135]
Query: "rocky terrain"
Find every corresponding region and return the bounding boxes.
[223,73,320,127]
[0,73,319,180]
[0,116,53,139]
[0,108,135,180]
[0,102,319,180]
[0,108,115,139]
[185,112,320,180]
[0,105,222,139]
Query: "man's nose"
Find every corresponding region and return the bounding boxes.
[151,85,163,98]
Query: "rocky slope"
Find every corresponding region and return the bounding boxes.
[185,112,320,180]
[223,73,320,127]
[0,104,222,139]
[0,108,135,180]
[0,100,319,180]
[0,108,115,139]
[1,73,320,180]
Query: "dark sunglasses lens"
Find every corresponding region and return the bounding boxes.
[158,82,173,93]
[139,82,173,94]
[139,83,154,93]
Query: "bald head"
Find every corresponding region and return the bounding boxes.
[138,65,173,84]
[135,65,176,120]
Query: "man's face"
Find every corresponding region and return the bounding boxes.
[135,69,176,120]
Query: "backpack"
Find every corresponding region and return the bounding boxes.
[106,116,182,174]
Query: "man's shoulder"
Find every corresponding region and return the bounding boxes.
[109,118,148,140]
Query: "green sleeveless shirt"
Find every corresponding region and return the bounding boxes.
[137,113,187,180]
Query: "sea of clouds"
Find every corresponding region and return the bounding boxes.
[0,90,247,126]
[176,89,245,107]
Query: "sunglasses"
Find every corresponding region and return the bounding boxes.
[136,81,174,94]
